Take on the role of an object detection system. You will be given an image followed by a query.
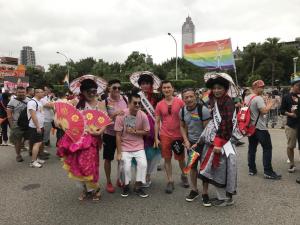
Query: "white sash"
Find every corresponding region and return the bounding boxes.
[138,91,155,121]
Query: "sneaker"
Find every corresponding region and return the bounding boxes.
[1,141,8,146]
[36,158,45,164]
[296,177,300,184]
[38,154,49,160]
[225,198,235,206]
[212,198,234,207]
[141,181,152,188]
[16,155,24,162]
[157,165,162,171]
[135,188,149,198]
[165,182,175,194]
[287,159,290,164]
[288,165,296,173]
[181,174,190,188]
[248,169,257,176]
[121,185,129,197]
[40,151,50,157]
[30,160,43,168]
[264,171,282,180]
[202,194,212,207]
[106,183,115,193]
[185,190,199,202]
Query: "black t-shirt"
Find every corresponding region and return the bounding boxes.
[280,93,299,128]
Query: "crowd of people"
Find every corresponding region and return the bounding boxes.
[2,71,300,207]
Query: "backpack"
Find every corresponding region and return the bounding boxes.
[17,99,38,130]
[181,103,203,122]
[237,95,260,136]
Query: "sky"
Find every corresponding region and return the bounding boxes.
[0,0,299,70]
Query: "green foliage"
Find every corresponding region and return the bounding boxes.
[170,79,197,91]
[121,82,134,93]
[25,40,300,90]
[246,74,262,86]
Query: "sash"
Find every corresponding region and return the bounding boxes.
[138,91,155,121]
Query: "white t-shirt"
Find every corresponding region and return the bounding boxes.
[27,98,45,128]
[41,96,54,123]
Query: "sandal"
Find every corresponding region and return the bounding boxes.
[78,190,88,201]
[92,188,101,201]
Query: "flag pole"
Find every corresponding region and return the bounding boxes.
[229,38,238,86]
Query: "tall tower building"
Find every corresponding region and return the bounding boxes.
[182,16,195,56]
[20,46,36,66]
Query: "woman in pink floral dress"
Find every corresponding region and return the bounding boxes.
[57,78,107,201]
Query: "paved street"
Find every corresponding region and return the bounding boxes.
[0,129,300,225]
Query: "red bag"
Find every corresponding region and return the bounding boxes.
[237,95,258,136]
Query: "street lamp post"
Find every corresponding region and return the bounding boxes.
[168,33,178,80]
[56,51,70,86]
[293,57,298,75]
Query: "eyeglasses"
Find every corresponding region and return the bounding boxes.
[168,105,172,115]
[133,101,141,106]
[112,86,121,90]
[87,89,97,95]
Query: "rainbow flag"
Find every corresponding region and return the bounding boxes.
[183,149,200,174]
[184,38,235,69]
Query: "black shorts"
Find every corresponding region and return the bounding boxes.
[29,127,44,144]
[103,133,117,161]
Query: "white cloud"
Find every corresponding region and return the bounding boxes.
[0,0,299,70]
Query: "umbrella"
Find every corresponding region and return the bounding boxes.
[204,72,240,97]
[69,75,107,95]
[130,71,161,90]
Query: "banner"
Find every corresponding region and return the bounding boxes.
[4,76,29,92]
[0,64,26,77]
[184,38,235,70]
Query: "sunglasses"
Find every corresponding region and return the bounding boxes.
[87,89,97,95]
[112,86,121,90]
[133,101,141,106]
[168,105,172,115]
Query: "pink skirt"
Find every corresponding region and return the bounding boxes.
[57,133,101,184]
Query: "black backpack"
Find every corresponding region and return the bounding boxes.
[181,103,204,122]
[17,99,38,129]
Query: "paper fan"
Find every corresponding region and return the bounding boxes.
[69,74,107,95]
[54,102,84,142]
[82,110,112,131]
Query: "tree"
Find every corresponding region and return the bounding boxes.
[262,37,281,86]
[91,59,111,77]
[45,64,67,85]
[26,66,46,87]
[123,51,152,76]
[74,57,96,76]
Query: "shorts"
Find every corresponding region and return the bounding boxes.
[29,127,44,144]
[160,135,184,161]
[103,133,116,161]
[9,126,29,144]
[285,126,298,149]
